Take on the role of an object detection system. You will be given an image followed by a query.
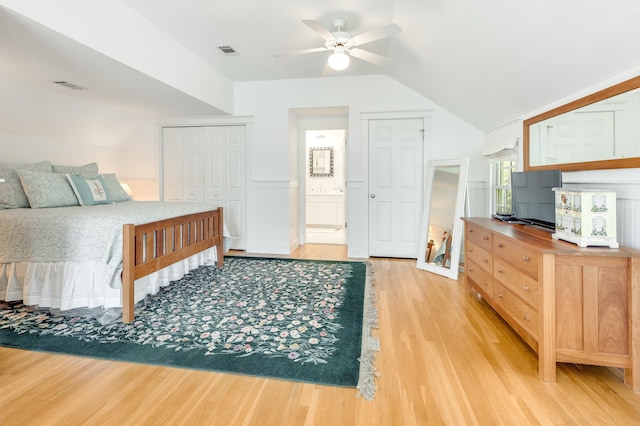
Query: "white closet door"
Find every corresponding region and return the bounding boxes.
[183,127,205,201]
[225,126,247,250]
[163,125,247,251]
[162,127,185,201]
[203,126,225,207]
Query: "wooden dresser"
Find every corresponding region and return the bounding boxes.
[462,217,640,390]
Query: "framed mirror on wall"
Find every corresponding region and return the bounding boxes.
[524,75,640,172]
[309,147,334,177]
[416,158,469,280]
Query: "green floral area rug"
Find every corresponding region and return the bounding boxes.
[0,257,378,399]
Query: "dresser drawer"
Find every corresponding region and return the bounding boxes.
[494,259,539,308]
[494,283,539,340]
[493,235,538,279]
[467,260,493,297]
[466,241,493,274]
[466,224,493,252]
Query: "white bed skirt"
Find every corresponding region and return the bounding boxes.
[0,247,218,311]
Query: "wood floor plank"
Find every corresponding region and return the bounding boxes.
[1,244,639,425]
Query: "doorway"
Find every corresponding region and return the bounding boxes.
[305,129,346,245]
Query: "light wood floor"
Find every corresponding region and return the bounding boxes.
[1,244,640,425]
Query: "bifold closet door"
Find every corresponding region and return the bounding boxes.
[162,125,247,250]
[203,126,247,250]
[162,127,205,202]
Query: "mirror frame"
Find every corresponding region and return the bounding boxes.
[416,158,469,280]
[524,75,640,172]
[309,147,334,177]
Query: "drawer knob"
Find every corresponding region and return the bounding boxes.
[497,243,504,248]
[469,267,474,272]
[483,280,488,286]
[483,236,489,240]
[497,268,503,274]
[497,292,503,299]
[483,258,489,263]
[523,315,530,322]
[522,255,530,261]
[523,285,529,292]
[469,229,474,233]
[469,248,474,252]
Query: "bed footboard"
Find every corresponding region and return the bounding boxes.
[121,207,224,323]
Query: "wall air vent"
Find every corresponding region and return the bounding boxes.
[52,81,87,90]
[218,45,239,56]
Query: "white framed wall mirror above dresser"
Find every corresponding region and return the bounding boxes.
[523,74,640,250]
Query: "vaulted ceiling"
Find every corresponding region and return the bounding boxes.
[2,0,640,131]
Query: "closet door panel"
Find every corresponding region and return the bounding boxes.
[227,151,243,190]
[225,126,247,249]
[226,199,243,244]
[162,128,185,201]
[203,127,225,203]
[183,127,204,201]
[203,151,224,202]
[162,125,246,250]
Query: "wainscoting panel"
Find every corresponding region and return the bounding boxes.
[618,198,640,250]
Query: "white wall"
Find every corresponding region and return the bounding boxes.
[234,75,485,256]
[0,76,153,177]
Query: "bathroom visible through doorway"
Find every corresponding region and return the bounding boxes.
[305,129,346,245]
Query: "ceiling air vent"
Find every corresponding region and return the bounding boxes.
[52,81,87,90]
[218,45,239,56]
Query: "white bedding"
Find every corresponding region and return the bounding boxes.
[0,201,228,313]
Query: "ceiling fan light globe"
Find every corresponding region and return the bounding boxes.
[328,51,350,70]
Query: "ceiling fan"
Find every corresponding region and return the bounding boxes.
[276,18,402,71]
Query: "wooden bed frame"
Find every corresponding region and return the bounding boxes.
[121,207,224,323]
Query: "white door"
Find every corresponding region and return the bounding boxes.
[162,127,205,202]
[368,118,424,258]
[162,125,247,250]
[162,127,185,201]
[183,127,205,201]
[202,126,246,250]
[202,126,225,207]
[223,126,247,250]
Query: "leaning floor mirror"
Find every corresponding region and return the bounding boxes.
[416,158,469,280]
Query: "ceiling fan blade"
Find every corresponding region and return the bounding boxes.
[302,20,336,41]
[275,47,329,57]
[349,48,391,66]
[351,23,402,46]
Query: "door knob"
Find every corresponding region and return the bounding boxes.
[370,194,376,198]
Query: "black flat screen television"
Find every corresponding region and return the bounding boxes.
[510,169,562,231]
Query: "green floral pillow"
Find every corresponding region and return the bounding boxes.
[16,169,79,208]
[0,161,53,209]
